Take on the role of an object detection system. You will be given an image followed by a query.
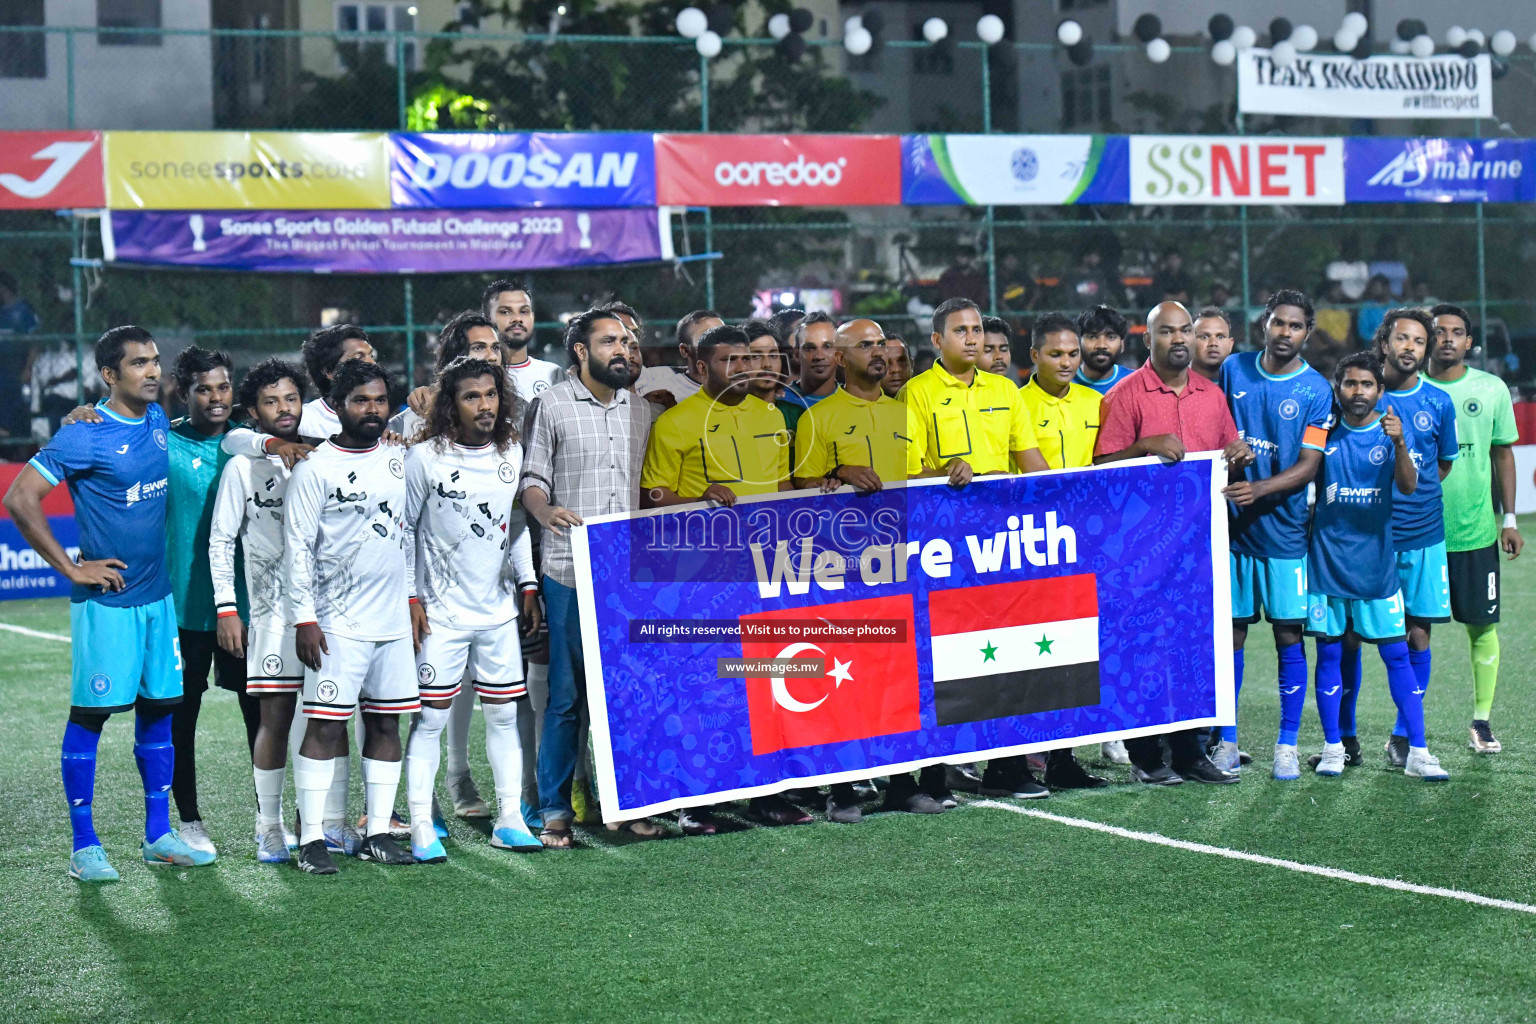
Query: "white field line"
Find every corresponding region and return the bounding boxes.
[0,621,71,643]
[973,799,1536,915]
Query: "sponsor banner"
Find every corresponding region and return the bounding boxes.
[0,131,104,209]
[1130,135,1344,205]
[104,132,389,209]
[575,455,1233,821]
[390,132,656,209]
[101,207,674,274]
[655,133,901,206]
[0,464,77,602]
[901,134,1128,205]
[1239,49,1492,120]
[1345,137,1536,203]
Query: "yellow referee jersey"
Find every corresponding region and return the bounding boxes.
[899,361,1031,476]
[1017,376,1102,470]
[641,389,789,499]
[793,387,909,483]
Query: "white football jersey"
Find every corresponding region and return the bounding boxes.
[209,451,293,628]
[388,406,425,442]
[298,398,341,441]
[283,440,410,641]
[635,365,702,404]
[505,356,563,406]
[405,440,535,630]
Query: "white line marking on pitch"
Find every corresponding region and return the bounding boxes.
[0,622,71,644]
[973,799,1536,915]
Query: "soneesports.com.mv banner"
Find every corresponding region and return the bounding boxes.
[573,454,1235,822]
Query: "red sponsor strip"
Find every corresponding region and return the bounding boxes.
[0,131,103,209]
[926,573,1098,637]
[0,464,76,518]
[655,133,901,207]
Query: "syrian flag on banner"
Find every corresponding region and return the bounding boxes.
[927,574,1101,726]
[739,594,921,756]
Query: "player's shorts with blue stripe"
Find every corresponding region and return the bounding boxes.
[1395,541,1452,622]
[70,594,183,714]
[1305,590,1408,643]
[1230,552,1309,624]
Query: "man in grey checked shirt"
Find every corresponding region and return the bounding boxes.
[518,308,654,847]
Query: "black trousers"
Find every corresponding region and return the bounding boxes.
[1126,729,1205,772]
[172,628,257,822]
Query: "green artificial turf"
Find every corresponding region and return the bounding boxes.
[4,522,1536,1022]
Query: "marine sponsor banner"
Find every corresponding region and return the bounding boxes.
[389,132,656,208]
[1238,49,1492,120]
[1130,135,1344,205]
[655,133,901,206]
[104,132,390,209]
[101,207,673,274]
[0,131,104,209]
[1345,137,1536,203]
[901,134,1128,205]
[575,456,1233,820]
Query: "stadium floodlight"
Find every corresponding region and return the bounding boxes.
[1410,34,1435,58]
[1333,28,1359,52]
[1445,25,1467,47]
[1231,25,1257,50]
[1056,19,1083,46]
[1271,40,1297,67]
[1342,12,1368,37]
[676,7,707,39]
[767,12,790,39]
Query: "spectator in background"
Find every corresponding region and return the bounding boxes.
[1308,280,1355,381]
[981,316,1013,377]
[1209,281,1233,310]
[1356,274,1394,343]
[770,308,805,378]
[1150,248,1194,304]
[0,271,40,438]
[881,332,911,398]
[937,248,989,306]
[1326,237,1370,301]
[23,339,83,437]
[1060,246,1117,307]
[997,252,1039,312]
[1411,279,1440,307]
[913,348,937,376]
[1369,236,1409,299]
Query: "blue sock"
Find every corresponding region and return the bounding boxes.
[61,722,103,852]
[1275,642,1307,746]
[1380,641,1426,747]
[1313,640,1344,745]
[1221,647,1245,743]
[1394,647,1432,738]
[134,709,174,843]
[1338,644,1363,737]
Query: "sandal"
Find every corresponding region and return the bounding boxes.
[606,818,663,838]
[539,821,574,849]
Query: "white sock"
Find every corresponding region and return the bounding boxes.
[293,755,334,845]
[406,704,449,832]
[519,663,547,811]
[362,757,402,837]
[254,766,286,829]
[1409,745,1430,757]
[445,683,474,778]
[483,701,528,831]
[324,753,350,825]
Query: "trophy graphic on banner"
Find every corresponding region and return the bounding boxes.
[189,214,207,253]
[577,212,592,249]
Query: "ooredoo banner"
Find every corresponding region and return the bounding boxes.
[104,132,390,209]
[1129,135,1344,205]
[902,134,1128,205]
[0,131,103,209]
[390,132,655,208]
[655,134,901,206]
[1345,137,1536,203]
[1238,49,1492,120]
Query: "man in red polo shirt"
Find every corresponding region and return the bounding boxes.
[1094,301,1252,785]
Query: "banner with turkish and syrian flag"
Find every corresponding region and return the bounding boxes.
[574,454,1234,822]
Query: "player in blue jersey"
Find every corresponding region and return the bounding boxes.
[2,326,216,880]
[1073,304,1135,395]
[1218,290,1332,780]
[1306,352,1448,781]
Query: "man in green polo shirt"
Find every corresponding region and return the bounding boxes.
[1425,304,1524,754]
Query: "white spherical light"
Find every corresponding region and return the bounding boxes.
[1211,39,1236,65]
[1291,24,1318,52]
[1389,37,1411,54]
[1334,29,1359,52]
[844,26,872,55]
[844,15,861,33]
[1445,25,1467,47]
[976,14,1004,45]
[675,6,707,39]
[1056,19,1083,46]
[1271,40,1297,67]
[1466,28,1486,46]
[922,17,948,43]
[1231,25,1257,50]
[1410,33,1435,58]
[1146,37,1171,63]
[767,12,791,39]
[1342,12,1368,37]
[695,29,722,57]
[1491,29,1517,56]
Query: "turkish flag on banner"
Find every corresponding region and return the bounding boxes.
[740,594,920,756]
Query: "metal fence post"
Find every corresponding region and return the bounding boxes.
[1475,121,1489,367]
[396,33,408,129]
[980,42,991,134]
[403,275,415,388]
[701,49,715,310]
[66,28,76,129]
[1235,113,1251,335]
[71,217,85,404]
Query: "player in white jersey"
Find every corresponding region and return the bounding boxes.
[389,310,505,442]
[298,324,376,439]
[285,360,418,873]
[484,278,562,403]
[403,356,542,861]
[634,309,722,411]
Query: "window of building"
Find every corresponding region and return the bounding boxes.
[0,0,45,77]
[909,22,952,75]
[336,3,419,69]
[97,0,161,46]
[1060,65,1110,128]
[1059,0,1107,9]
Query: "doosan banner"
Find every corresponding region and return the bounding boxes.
[574,456,1233,821]
[1130,136,1344,205]
[901,134,1129,205]
[655,133,901,206]
[390,132,656,208]
[1238,50,1492,119]
[100,207,674,274]
[1345,137,1536,203]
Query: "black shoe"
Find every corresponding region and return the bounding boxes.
[678,808,717,836]
[1238,750,1252,766]
[1130,764,1184,786]
[851,780,880,801]
[294,839,337,875]
[1044,753,1109,790]
[882,776,945,813]
[945,763,983,792]
[1342,736,1363,766]
[357,833,416,865]
[1384,734,1409,769]
[980,767,1049,799]
[747,795,814,826]
[1176,756,1239,784]
[825,795,863,824]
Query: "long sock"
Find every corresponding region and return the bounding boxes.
[62,721,104,851]
[134,709,175,842]
[237,691,261,759]
[169,687,202,822]
[293,754,333,846]
[324,753,349,826]
[1381,641,1426,747]
[1313,639,1344,745]
[406,705,449,833]
[1221,648,1244,743]
[1275,642,1307,746]
[254,767,285,829]
[519,662,547,825]
[362,757,402,837]
[445,685,474,778]
[1394,648,1433,738]
[1338,644,1364,737]
[1470,624,1501,720]
[482,701,528,830]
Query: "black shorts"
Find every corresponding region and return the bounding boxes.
[1446,544,1501,626]
[179,627,248,695]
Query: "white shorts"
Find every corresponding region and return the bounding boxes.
[246,623,302,694]
[415,620,526,701]
[303,633,420,719]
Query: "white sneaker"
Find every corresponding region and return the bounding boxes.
[1405,747,1450,781]
[1272,744,1301,781]
[1100,740,1130,765]
[1314,742,1346,777]
[1211,740,1241,774]
[179,820,218,858]
[256,825,290,864]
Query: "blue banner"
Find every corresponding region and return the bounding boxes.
[1345,137,1536,203]
[0,516,77,601]
[575,456,1233,820]
[389,132,656,208]
[901,134,1129,206]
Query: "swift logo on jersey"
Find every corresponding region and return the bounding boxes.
[125,477,168,507]
[1327,483,1382,504]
